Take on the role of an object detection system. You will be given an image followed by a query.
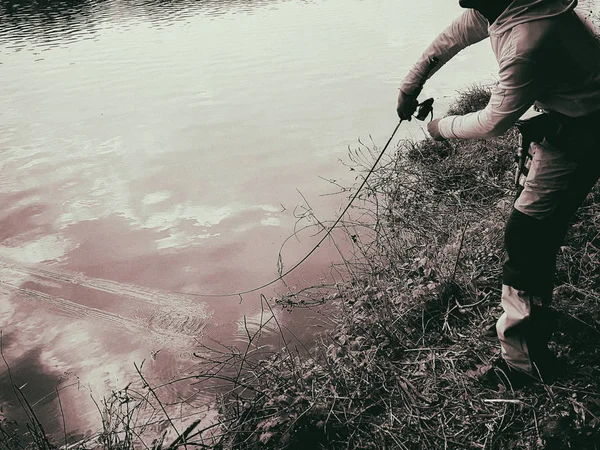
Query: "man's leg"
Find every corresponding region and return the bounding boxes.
[499,209,557,374]
[498,140,600,375]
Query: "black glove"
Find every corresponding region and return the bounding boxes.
[396,89,419,121]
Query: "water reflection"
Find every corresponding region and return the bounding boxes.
[2,0,598,51]
[0,0,96,48]
[0,0,290,52]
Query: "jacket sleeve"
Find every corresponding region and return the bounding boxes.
[400,9,489,95]
[438,31,541,139]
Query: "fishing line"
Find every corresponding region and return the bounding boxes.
[180,120,405,299]
[177,57,440,299]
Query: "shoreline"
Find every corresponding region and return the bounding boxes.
[4,27,600,446]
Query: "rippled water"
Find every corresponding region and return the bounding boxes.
[1,0,598,440]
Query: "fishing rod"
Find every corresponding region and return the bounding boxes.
[181,57,440,299]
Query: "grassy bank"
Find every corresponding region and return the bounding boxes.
[3,86,600,449]
[209,87,600,449]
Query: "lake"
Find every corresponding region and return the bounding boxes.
[1,0,598,440]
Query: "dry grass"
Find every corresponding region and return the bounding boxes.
[210,86,600,449]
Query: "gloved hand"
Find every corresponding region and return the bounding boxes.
[427,118,446,141]
[396,90,419,121]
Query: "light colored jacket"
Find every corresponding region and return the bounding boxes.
[400,0,600,139]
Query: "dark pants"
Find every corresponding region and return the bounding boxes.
[498,129,600,373]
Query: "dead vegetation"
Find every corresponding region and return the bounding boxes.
[210,85,600,449]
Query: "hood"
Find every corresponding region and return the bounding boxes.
[492,0,577,34]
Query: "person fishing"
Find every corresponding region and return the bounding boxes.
[397,0,600,387]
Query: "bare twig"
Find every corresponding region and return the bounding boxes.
[134,362,184,449]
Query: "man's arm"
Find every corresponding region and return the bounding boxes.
[438,43,541,139]
[399,9,489,96]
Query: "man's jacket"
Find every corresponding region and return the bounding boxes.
[400,0,600,139]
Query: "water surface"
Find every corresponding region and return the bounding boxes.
[2,0,597,439]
